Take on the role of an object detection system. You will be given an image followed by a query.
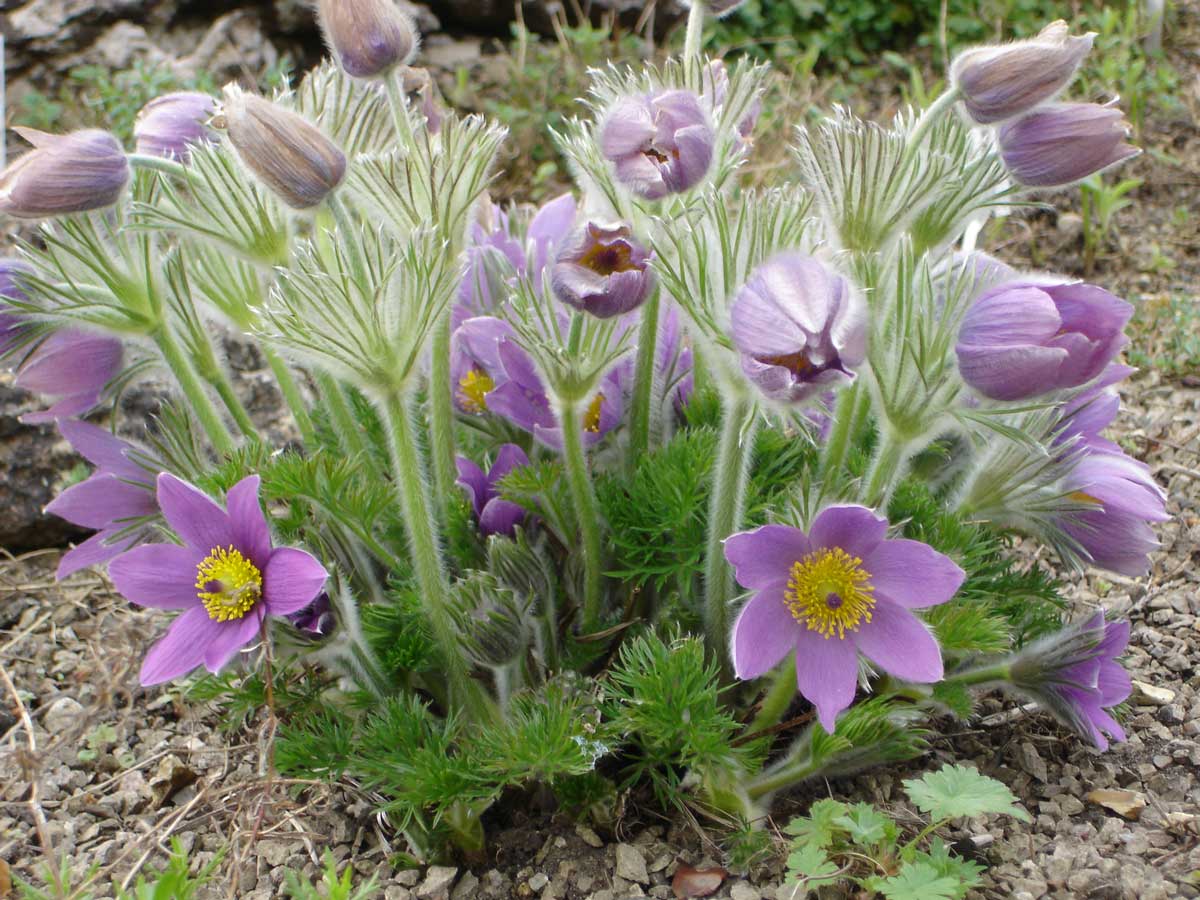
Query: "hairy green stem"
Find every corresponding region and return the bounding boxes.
[745,757,820,802]
[264,348,316,446]
[427,314,458,517]
[154,328,236,455]
[819,381,869,478]
[208,369,258,438]
[906,87,961,152]
[127,153,189,179]
[683,0,706,62]
[943,661,1012,688]
[558,394,605,632]
[861,427,910,510]
[746,662,798,738]
[703,392,758,669]
[315,370,370,459]
[628,288,662,460]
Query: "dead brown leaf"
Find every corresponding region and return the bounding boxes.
[1085,789,1147,821]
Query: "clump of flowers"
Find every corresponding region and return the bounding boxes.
[2,0,1163,863]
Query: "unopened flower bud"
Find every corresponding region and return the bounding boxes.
[0,128,129,219]
[134,92,217,161]
[601,89,714,200]
[998,102,1139,187]
[951,21,1094,124]
[317,0,418,79]
[551,222,654,319]
[221,86,347,209]
[0,259,32,356]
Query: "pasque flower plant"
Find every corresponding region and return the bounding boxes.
[3,0,1165,862]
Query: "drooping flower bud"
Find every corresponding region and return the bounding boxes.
[133,92,217,161]
[15,327,124,423]
[600,89,714,200]
[0,128,129,219]
[317,0,418,79]
[950,21,1094,124]
[998,102,1139,187]
[551,222,654,319]
[730,253,867,405]
[221,86,347,209]
[955,280,1131,401]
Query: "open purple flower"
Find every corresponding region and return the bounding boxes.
[109,473,328,685]
[450,315,515,414]
[998,102,1139,187]
[600,89,714,200]
[551,222,654,319]
[15,328,124,423]
[725,505,965,732]
[134,92,217,161]
[956,280,1131,401]
[1010,612,1131,750]
[730,253,867,405]
[0,128,130,219]
[456,444,530,537]
[1061,451,1167,576]
[46,420,161,580]
[1054,363,1132,456]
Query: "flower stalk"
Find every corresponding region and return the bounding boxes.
[265,347,316,445]
[558,392,606,632]
[628,287,661,459]
[153,326,237,455]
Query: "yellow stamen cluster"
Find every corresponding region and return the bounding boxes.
[584,393,605,433]
[196,546,263,622]
[783,547,875,639]
[458,368,495,414]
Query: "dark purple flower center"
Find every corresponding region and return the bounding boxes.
[580,241,637,277]
[825,592,843,610]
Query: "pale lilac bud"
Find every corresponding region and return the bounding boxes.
[951,21,1094,124]
[221,86,347,209]
[551,222,654,319]
[317,0,418,79]
[998,102,1139,187]
[956,280,1132,401]
[0,128,129,219]
[731,253,867,405]
[134,92,217,161]
[601,90,714,200]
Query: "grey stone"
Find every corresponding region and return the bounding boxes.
[41,696,84,734]
[450,871,478,900]
[614,843,649,884]
[528,872,549,891]
[416,866,458,899]
[730,883,762,900]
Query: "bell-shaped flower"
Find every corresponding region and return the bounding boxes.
[456,444,530,538]
[45,420,161,579]
[108,474,328,685]
[730,253,867,405]
[1060,451,1167,577]
[950,21,1094,124]
[0,128,130,219]
[725,505,965,732]
[1053,363,1132,456]
[134,92,217,161]
[222,86,347,209]
[317,0,418,79]
[288,593,335,637]
[551,222,654,319]
[956,280,1132,401]
[1009,612,1132,750]
[450,315,516,414]
[600,89,714,200]
[14,328,124,424]
[998,102,1139,187]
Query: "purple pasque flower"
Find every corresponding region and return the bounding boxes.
[956,280,1132,402]
[600,89,714,200]
[998,101,1139,188]
[703,59,761,148]
[450,315,515,414]
[134,92,217,161]
[730,253,867,406]
[0,128,130,219]
[15,328,124,424]
[1010,612,1131,750]
[317,0,417,79]
[950,21,1094,125]
[1053,363,1132,456]
[46,420,161,580]
[1,258,32,356]
[1060,450,1167,577]
[551,222,654,319]
[725,505,965,732]
[109,473,328,685]
[456,444,530,537]
[289,592,335,637]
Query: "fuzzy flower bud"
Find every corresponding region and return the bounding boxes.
[600,89,714,200]
[951,21,1094,124]
[551,222,654,319]
[317,0,418,79]
[730,253,867,405]
[221,86,347,209]
[956,280,1131,401]
[134,92,217,161]
[0,128,129,219]
[998,102,1139,187]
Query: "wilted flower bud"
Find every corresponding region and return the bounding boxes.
[951,21,1094,124]
[730,253,867,405]
[998,102,1139,187]
[134,92,217,161]
[956,280,1131,401]
[221,86,347,209]
[551,222,654,319]
[0,128,129,219]
[317,0,418,79]
[600,90,714,200]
